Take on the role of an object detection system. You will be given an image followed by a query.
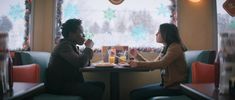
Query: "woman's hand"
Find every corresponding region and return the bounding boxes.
[128,60,138,68]
[130,49,138,58]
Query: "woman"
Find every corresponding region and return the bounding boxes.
[129,23,187,100]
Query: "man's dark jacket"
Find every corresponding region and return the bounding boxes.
[46,39,93,92]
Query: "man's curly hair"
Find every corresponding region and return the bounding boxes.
[61,19,82,38]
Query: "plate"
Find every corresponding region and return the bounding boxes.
[94,63,115,68]
[118,63,130,67]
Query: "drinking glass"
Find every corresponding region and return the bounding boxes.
[119,55,126,64]
[109,56,115,64]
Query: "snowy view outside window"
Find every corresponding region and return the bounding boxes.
[0,0,25,50]
[217,0,235,34]
[61,0,174,49]
[217,0,235,51]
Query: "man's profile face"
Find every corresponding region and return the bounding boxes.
[69,25,85,45]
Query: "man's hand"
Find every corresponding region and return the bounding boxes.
[84,39,94,48]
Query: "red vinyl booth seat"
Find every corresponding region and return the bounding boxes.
[192,62,215,83]
[13,64,40,83]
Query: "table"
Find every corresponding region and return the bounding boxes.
[180,83,235,100]
[4,82,44,100]
[80,64,154,100]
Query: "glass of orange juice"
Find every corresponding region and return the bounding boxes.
[119,55,126,64]
[109,56,115,64]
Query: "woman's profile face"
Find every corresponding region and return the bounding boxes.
[156,31,164,43]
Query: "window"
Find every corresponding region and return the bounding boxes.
[217,0,235,34]
[216,0,235,49]
[0,0,31,50]
[216,0,235,63]
[56,0,177,51]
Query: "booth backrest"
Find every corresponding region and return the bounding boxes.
[192,62,215,83]
[13,64,40,83]
[14,50,215,83]
[184,50,216,83]
[15,51,51,82]
[13,51,84,100]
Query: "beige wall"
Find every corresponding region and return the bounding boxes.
[32,0,54,52]
[32,0,216,100]
[178,0,217,50]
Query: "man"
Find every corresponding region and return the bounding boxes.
[46,19,105,100]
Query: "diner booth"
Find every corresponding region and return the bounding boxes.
[1,0,235,100]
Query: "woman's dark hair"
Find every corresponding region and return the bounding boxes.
[159,23,181,45]
[61,19,82,38]
[159,23,186,54]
